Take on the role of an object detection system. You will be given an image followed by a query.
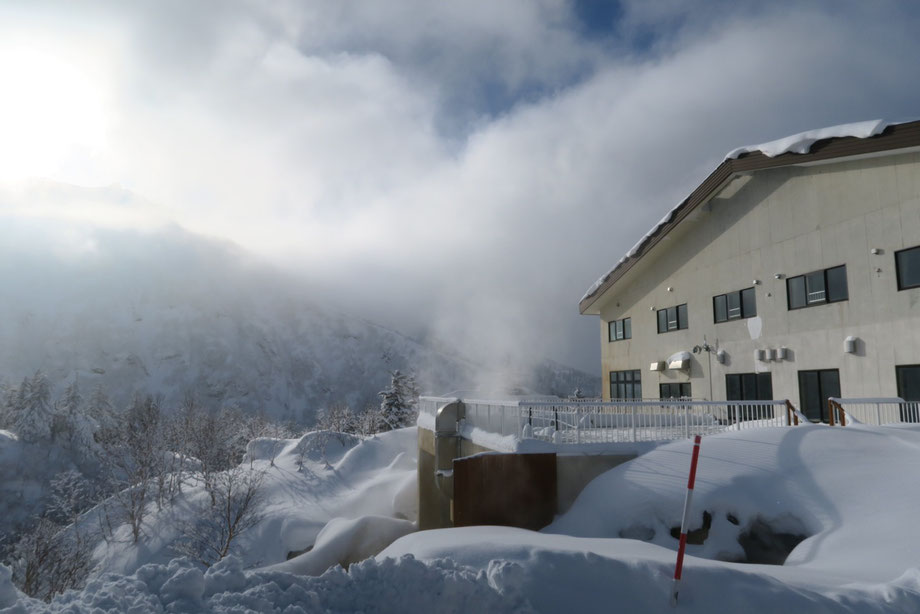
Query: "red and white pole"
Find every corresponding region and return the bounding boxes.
[670,434,702,607]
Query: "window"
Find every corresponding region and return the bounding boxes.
[896,365,920,422]
[660,382,691,399]
[787,265,848,309]
[797,369,840,422]
[725,373,773,401]
[610,369,641,400]
[896,246,920,290]
[607,317,632,342]
[713,287,756,323]
[656,304,688,333]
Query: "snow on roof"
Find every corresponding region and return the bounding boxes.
[724,119,889,160]
[581,118,910,306]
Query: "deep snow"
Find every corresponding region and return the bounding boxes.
[7,423,920,612]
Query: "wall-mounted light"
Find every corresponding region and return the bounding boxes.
[716,349,726,364]
[844,336,858,354]
[774,273,784,280]
[667,286,673,292]
[752,279,761,285]
[777,347,788,360]
[870,248,881,255]
[755,349,767,361]
[649,306,655,311]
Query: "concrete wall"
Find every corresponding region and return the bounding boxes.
[595,150,920,404]
[418,426,636,529]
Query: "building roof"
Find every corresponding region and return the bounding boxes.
[579,118,920,315]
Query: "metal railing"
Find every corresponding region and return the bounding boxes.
[828,397,920,426]
[419,396,799,445]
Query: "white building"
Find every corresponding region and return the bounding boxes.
[580,119,920,421]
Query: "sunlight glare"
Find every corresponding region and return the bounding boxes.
[0,43,109,183]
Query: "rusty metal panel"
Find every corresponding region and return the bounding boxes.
[453,453,557,530]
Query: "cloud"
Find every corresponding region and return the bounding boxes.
[1,0,920,376]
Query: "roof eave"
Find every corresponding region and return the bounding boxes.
[579,120,920,316]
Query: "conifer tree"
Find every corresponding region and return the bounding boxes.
[377,370,420,431]
[16,372,53,443]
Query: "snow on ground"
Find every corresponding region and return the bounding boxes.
[91,427,419,577]
[383,422,920,612]
[8,422,920,612]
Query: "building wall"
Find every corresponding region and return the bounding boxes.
[596,150,920,404]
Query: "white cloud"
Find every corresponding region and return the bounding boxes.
[1,0,920,374]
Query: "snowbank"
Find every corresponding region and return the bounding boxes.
[90,427,419,577]
[380,424,920,612]
[11,423,920,612]
[0,555,517,614]
[265,515,416,576]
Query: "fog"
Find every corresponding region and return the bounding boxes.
[2,0,920,376]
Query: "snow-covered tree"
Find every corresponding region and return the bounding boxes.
[54,378,97,454]
[16,372,54,443]
[376,370,420,431]
[86,384,117,434]
[316,402,358,435]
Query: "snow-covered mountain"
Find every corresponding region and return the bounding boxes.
[0,183,598,422]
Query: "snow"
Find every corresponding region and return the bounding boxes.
[581,118,911,304]
[9,422,920,612]
[265,515,416,576]
[89,427,419,578]
[385,423,920,611]
[724,119,890,159]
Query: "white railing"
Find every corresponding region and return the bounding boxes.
[419,396,795,445]
[518,400,790,444]
[830,397,920,426]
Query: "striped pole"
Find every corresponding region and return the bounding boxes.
[670,434,702,607]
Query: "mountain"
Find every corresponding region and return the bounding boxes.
[0,183,598,422]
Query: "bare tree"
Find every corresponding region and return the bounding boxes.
[9,515,93,601]
[97,394,164,543]
[173,466,265,567]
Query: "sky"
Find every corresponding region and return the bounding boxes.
[1,0,920,374]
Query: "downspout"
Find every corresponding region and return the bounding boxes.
[434,401,464,498]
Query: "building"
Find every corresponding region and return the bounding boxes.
[579,119,920,422]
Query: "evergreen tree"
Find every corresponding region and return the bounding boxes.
[16,372,53,443]
[377,370,420,431]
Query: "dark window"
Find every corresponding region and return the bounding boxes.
[726,373,773,401]
[713,294,727,322]
[609,369,641,400]
[741,287,756,318]
[713,287,757,323]
[797,369,840,422]
[660,382,691,399]
[826,266,848,302]
[657,303,688,333]
[896,365,920,422]
[787,275,807,309]
[787,265,848,310]
[607,317,632,342]
[896,246,920,290]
